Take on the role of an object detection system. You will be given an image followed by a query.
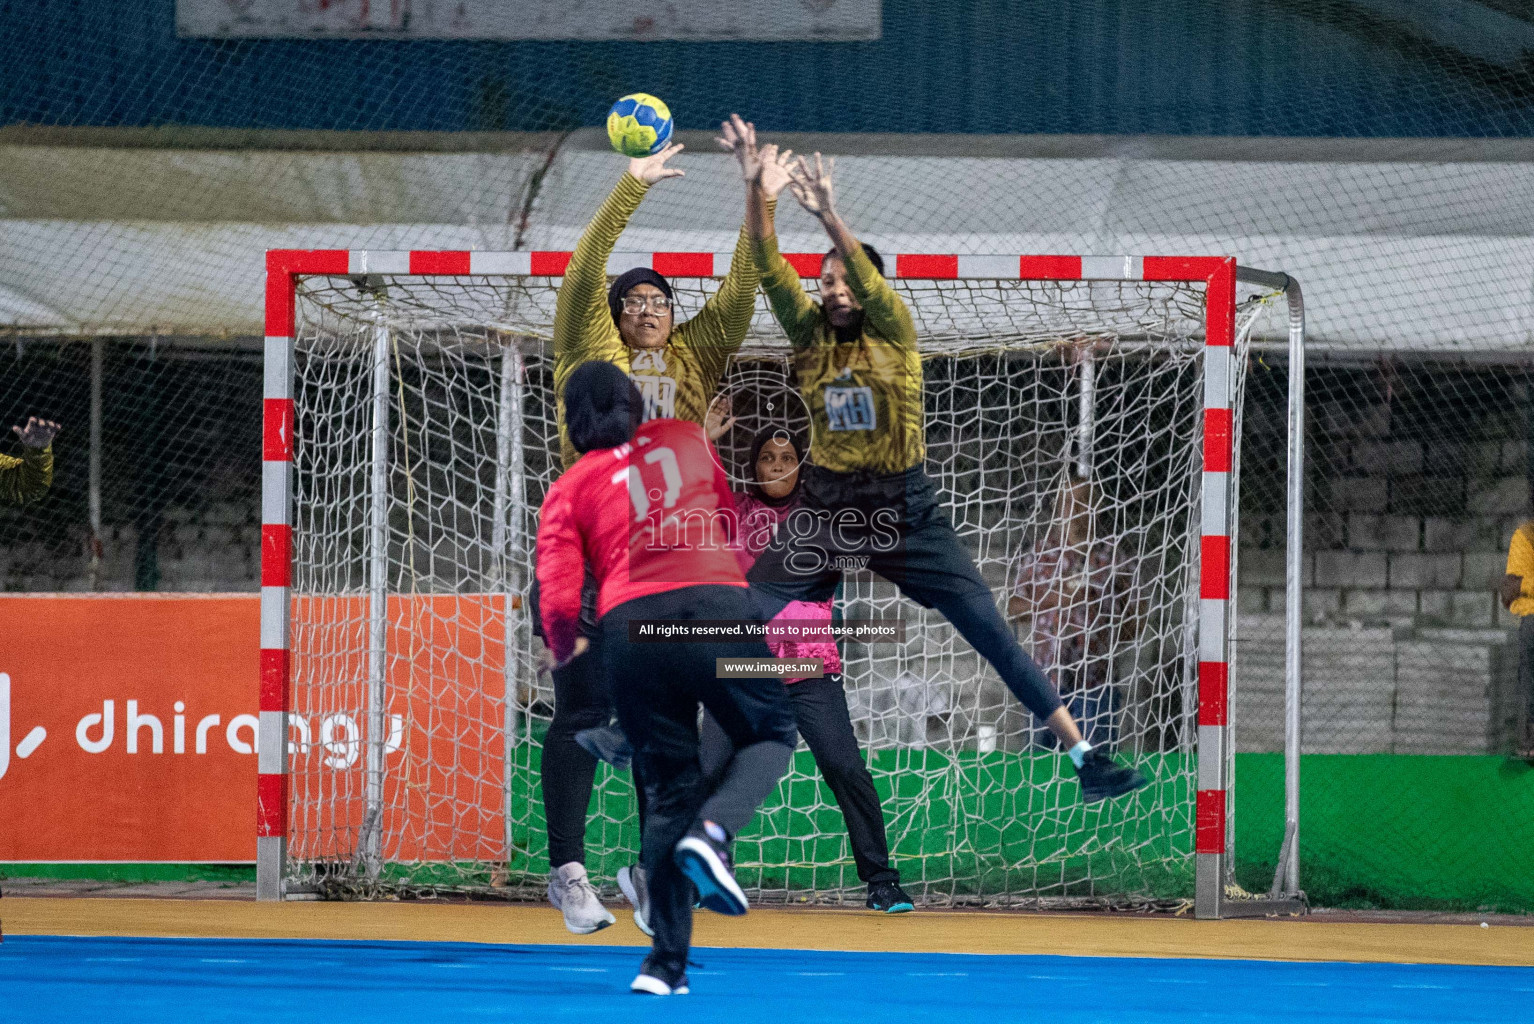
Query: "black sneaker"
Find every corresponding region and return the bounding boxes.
[866,879,915,914]
[1074,748,1149,803]
[673,821,748,916]
[630,953,689,995]
[574,722,633,772]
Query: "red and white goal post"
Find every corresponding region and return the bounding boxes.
[259,248,1306,918]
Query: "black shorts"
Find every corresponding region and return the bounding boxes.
[599,585,799,757]
[746,464,990,609]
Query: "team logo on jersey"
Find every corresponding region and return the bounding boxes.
[824,385,876,431]
[632,374,678,421]
[628,352,676,420]
[631,350,669,374]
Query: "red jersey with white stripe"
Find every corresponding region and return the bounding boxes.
[535,418,744,662]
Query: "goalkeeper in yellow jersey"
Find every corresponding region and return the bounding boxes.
[536,139,765,935]
[1,416,59,505]
[719,115,1146,804]
[550,140,762,468]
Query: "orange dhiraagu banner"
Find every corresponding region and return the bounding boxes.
[0,594,515,863]
[0,594,261,861]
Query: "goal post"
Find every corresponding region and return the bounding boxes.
[258,247,1305,918]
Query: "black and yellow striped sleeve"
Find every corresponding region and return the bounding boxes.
[673,216,761,388]
[0,446,52,505]
[841,243,916,351]
[552,173,648,468]
[753,231,822,347]
[552,173,648,395]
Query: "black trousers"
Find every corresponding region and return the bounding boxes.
[701,674,898,886]
[540,638,615,869]
[747,464,1064,722]
[602,585,798,968]
[534,575,647,870]
[1520,614,1534,751]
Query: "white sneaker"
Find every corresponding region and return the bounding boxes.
[617,863,653,937]
[546,862,615,935]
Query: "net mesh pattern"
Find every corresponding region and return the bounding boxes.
[284,272,1277,905]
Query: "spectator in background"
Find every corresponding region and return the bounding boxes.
[1008,474,1145,751]
[1498,520,1534,758]
[1,417,60,505]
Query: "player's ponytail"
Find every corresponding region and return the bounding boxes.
[565,361,643,453]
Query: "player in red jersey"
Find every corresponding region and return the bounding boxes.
[536,360,798,996]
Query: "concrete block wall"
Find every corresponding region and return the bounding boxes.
[1232,616,1517,754]
[1235,364,1533,754]
[0,501,260,592]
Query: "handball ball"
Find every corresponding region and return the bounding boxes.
[607,93,673,157]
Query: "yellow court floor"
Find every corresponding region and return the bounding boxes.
[5,898,1532,967]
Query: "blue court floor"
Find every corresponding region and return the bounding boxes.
[3,934,1529,1024]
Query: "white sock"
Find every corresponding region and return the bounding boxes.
[1068,741,1093,768]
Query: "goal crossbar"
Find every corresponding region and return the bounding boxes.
[258,248,1304,919]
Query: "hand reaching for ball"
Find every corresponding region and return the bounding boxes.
[629,143,686,186]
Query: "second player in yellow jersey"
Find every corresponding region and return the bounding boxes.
[720,114,1147,807]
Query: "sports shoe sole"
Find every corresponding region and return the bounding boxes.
[1081,773,1151,804]
[631,973,689,995]
[561,910,615,935]
[674,836,748,916]
[617,865,654,937]
[872,900,915,914]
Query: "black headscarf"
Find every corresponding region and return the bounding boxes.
[607,267,675,329]
[746,426,807,506]
[564,360,643,454]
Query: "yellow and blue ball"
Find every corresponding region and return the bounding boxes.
[606,93,674,157]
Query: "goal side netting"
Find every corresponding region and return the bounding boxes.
[258,252,1284,912]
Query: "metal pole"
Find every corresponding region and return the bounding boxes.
[492,340,525,864]
[1237,266,1307,903]
[362,315,390,879]
[1280,278,1306,897]
[88,339,103,590]
[1076,346,1095,480]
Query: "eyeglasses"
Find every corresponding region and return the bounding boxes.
[621,295,673,314]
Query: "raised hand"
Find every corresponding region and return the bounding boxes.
[717,113,760,182]
[628,142,686,186]
[705,394,738,441]
[787,152,836,220]
[757,143,796,200]
[12,416,60,450]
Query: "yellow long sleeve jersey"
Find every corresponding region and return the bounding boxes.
[1506,520,1534,616]
[0,445,52,505]
[552,173,761,470]
[754,234,924,475]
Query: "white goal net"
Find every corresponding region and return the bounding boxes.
[274,260,1282,908]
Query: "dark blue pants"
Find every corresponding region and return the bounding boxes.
[747,465,1065,723]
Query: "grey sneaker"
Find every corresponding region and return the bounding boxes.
[617,863,653,936]
[546,862,615,935]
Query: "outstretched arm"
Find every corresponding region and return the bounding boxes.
[0,417,57,506]
[787,153,916,348]
[718,116,819,344]
[552,145,685,371]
